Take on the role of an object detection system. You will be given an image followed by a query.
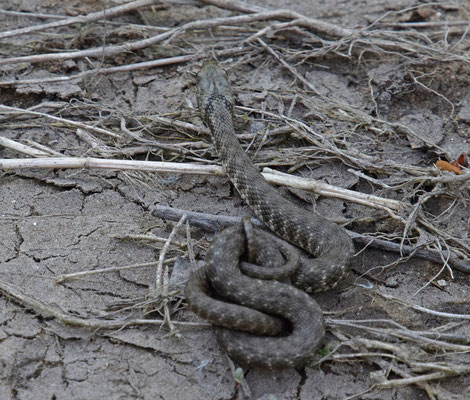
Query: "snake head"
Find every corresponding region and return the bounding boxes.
[197,61,234,123]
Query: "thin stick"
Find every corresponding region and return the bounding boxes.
[0,8,65,19]
[0,105,119,138]
[55,260,176,284]
[0,136,50,157]
[154,205,265,231]
[24,139,64,157]
[0,0,158,40]
[0,157,405,212]
[152,213,187,297]
[0,9,354,67]
[263,167,404,212]
[199,0,265,13]
[200,0,355,37]
[377,371,462,389]
[149,213,187,336]
[379,20,470,29]
[121,234,186,249]
[0,156,223,175]
[377,292,470,320]
[153,205,470,273]
[0,46,251,87]
[0,279,205,329]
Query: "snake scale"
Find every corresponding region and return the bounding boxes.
[184,61,354,368]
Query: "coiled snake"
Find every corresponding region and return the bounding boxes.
[184,62,354,368]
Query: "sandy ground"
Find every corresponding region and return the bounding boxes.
[1,0,470,399]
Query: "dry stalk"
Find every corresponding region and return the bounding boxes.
[263,167,404,213]
[1,0,469,395]
[0,136,50,157]
[0,0,159,40]
[0,0,466,71]
[0,10,352,67]
[0,157,223,175]
[0,46,252,87]
[235,104,445,177]
[148,213,187,335]
[324,316,470,397]
[0,104,119,138]
[152,213,187,297]
[0,279,205,329]
[0,156,408,212]
[55,260,174,284]
[120,233,186,249]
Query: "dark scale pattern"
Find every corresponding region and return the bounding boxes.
[203,226,324,368]
[185,226,325,368]
[185,61,354,368]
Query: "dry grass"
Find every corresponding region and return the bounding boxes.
[0,0,469,398]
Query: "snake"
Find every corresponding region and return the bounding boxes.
[184,61,354,368]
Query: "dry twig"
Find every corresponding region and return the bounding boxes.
[1,0,470,395]
[0,156,409,212]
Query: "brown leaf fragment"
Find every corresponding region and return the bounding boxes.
[435,160,462,175]
[451,152,468,168]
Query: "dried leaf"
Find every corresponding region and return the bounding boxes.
[436,160,462,175]
[451,152,468,168]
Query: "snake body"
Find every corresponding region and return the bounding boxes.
[185,61,354,368]
[185,225,325,368]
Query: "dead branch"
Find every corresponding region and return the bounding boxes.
[153,205,470,274]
